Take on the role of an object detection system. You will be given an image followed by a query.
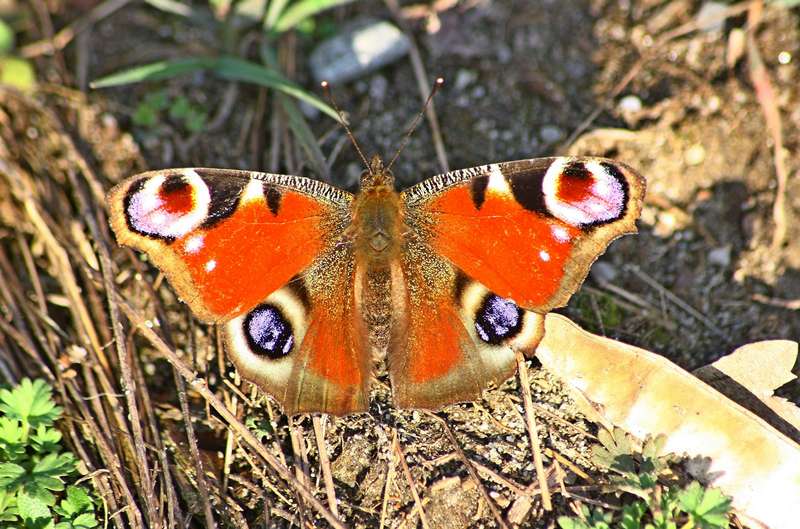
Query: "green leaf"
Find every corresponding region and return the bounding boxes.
[0,488,19,521]
[71,512,99,528]
[0,56,36,90]
[557,516,591,529]
[0,417,26,460]
[31,425,62,454]
[90,57,215,88]
[17,489,53,529]
[271,0,354,34]
[0,19,14,55]
[59,486,93,516]
[0,379,60,430]
[212,55,337,119]
[264,0,291,31]
[677,482,731,528]
[619,501,646,529]
[0,462,26,490]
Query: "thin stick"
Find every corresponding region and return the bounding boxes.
[427,413,511,529]
[312,416,340,519]
[392,429,431,529]
[379,448,397,529]
[515,352,552,511]
[117,298,348,529]
[321,81,372,173]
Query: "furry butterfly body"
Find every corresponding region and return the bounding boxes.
[108,156,645,415]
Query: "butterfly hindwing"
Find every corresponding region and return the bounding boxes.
[225,244,371,415]
[107,168,353,322]
[388,240,544,410]
[402,157,645,312]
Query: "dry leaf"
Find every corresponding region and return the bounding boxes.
[535,313,800,529]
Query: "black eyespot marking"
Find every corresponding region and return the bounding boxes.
[195,170,245,228]
[264,184,282,216]
[453,270,471,302]
[509,166,549,215]
[161,174,190,194]
[474,294,523,345]
[470,174,489,210]
[244,304,294,359]
[562,161,592,180]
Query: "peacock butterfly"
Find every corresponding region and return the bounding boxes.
[107,153,645,415]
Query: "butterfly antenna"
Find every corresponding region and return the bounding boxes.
[321,81,373,175]
[386,77,444,172]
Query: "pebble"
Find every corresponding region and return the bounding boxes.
[709,245,732,267]
[618,94,643,114]
[539,125,563,143]
[309,19,410,84]
[454,68,478,91]
[695,2,728,33]
[590,261,619,284]
[684,144,706,166]
[369,75,389,102]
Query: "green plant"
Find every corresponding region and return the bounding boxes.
[558,428,732,529]
[91,0,355,178]
[0,379,99,528]
[0,18,36,90]
[133,90,209,133]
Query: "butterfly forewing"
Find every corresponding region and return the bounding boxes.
[402,157,646,313]
[107,168,353,322]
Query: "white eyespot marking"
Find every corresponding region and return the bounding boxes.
[241,179,264,203]
[126,171,211,239]
[184,234,205,254]
[539,250,550,262]
[551,225,570,242]
[486,164,512,196]
[205,259,217,272]
[543,159,626,227]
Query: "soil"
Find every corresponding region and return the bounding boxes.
[2,0,799,528]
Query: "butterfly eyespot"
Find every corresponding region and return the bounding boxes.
[543,159,628,227]
[474,294,523,345]
[244,304,295,359]
[123,171,211,240]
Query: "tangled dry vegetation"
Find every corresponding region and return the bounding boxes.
[1,0,799,528]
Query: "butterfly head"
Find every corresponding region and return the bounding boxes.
[360,154,395,190]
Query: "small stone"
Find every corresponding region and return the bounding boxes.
[590,261,619,284]
[369,75,388,101]
[684,144,706,166]
[299,100,320,119]
[454,69,478,91]
[695,2,728,33]
[618,95,642,114]
[539,125,563,143]
[708,245,732,267]
[309,19,410,84]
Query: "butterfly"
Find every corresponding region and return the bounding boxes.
[107,155,645,415]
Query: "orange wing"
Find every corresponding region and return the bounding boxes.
[402,157,645,312]
[388,240,544,410]
[107,168,352,322]
[224,244,371,415]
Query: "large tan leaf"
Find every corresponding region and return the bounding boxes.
[535,313,800,529]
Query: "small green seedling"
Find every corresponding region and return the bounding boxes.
[558,428,732,529]
[0,379,100,528]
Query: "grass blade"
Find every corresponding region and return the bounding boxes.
[90,57,214,88]
[273,0,355,33]
[212,55,337,119]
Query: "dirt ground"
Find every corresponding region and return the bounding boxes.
[2,0,799,528]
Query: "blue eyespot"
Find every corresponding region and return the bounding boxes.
[244,304,294,359]
[475,295,523,345]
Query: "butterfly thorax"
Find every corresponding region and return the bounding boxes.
[352,158,403,263]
